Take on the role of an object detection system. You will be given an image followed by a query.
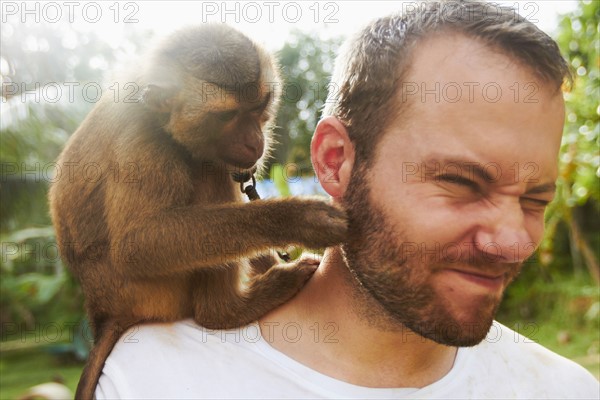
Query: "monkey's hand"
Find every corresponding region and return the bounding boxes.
[246,254,319,306]
[200,255,319,330]
[265,197,348,250]
[267,255,320,288]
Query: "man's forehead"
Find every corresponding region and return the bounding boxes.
[373,31,566,190]
[392,31,565,116]
[404,33,528,86]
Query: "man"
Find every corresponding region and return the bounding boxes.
[97,1,599,398]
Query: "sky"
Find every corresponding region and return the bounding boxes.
[3,1,581,51]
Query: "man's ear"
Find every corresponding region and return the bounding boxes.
[311,116,355,199]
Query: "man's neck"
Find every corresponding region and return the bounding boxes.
[258,247,457,388]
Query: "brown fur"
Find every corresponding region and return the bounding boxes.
[48,24,346,399]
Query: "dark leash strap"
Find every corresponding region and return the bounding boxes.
[231,170,291,262]
[231,170,261,201]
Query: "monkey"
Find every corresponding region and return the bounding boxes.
[48,24,347,399]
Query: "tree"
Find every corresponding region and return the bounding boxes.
[542,0,600,284]
[271,30,342,172]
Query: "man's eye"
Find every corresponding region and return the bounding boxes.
[521,198,551,209]
[436,174,479,191]
[216,110,238,122]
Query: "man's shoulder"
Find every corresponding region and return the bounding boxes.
[106,319,268,367]
[96,320,278,399]
[121,318,260,346]
[482,322,593,374]
[463,321,599,398]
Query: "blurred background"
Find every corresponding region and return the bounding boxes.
[1,1,598,398]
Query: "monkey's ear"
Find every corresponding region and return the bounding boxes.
[140,84,175,113]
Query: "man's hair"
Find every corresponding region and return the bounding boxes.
[323,0,572,166]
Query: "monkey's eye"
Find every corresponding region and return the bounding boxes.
[216,110,238,122]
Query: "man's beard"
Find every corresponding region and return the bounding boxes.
[340,165,521,347]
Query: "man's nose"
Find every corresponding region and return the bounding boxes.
[474,200,536,263]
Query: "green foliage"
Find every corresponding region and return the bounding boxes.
[270,164,292,197]
[0,227,83,333]
[0,347,82,399]
[556,0,599,207]
[271,30,342,171]
[537,0,600,283]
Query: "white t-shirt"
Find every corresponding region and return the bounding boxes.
[96,319,599,399]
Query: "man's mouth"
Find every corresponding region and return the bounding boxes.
[445,268,506,291]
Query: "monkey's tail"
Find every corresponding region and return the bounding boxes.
[75,322,128,400]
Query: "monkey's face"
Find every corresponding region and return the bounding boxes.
[140,24,282,170]
[213,105,267,169]
[151,82,276,170]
